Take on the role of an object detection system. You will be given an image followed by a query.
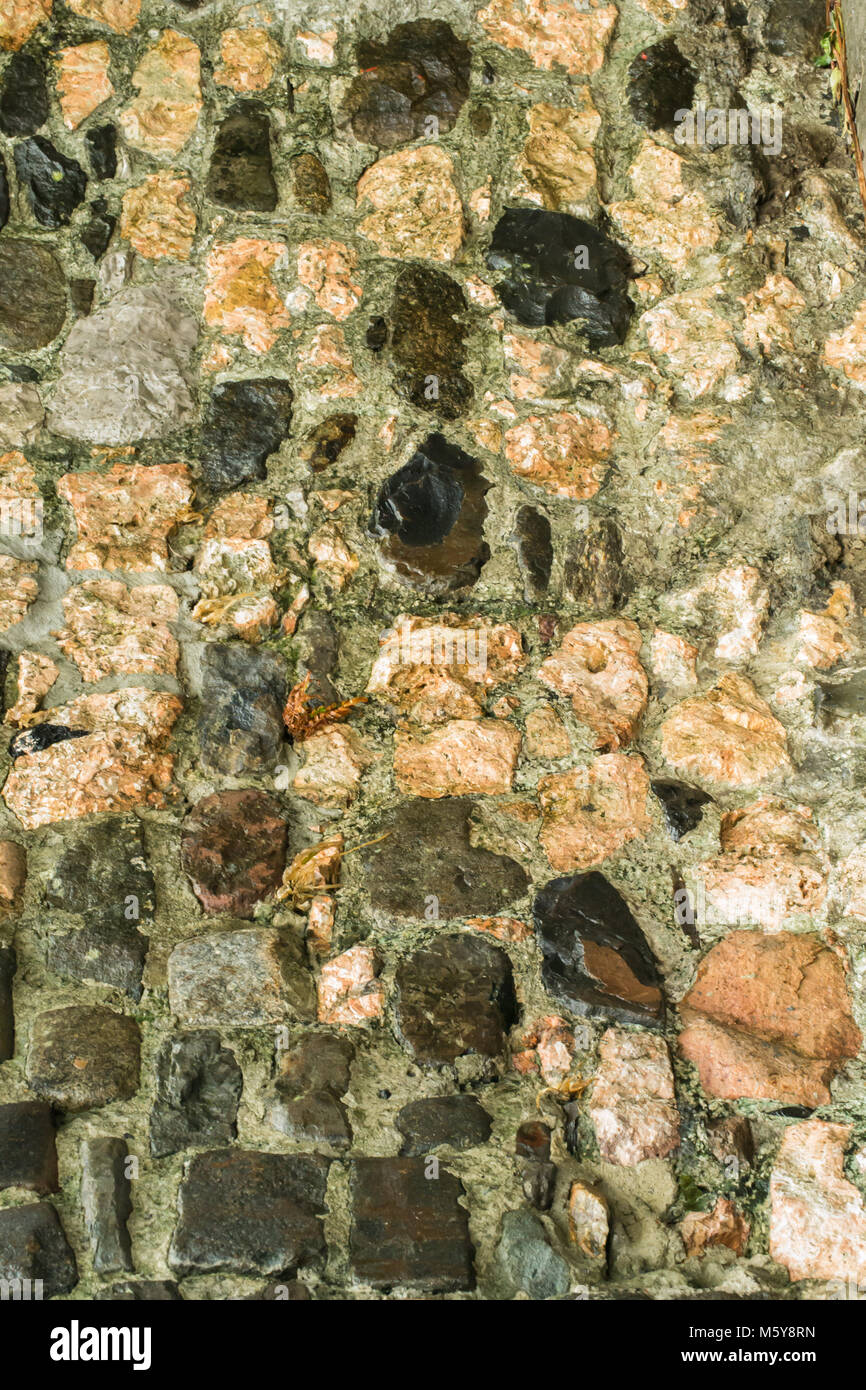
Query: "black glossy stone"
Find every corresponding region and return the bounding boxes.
[10,724,89,759]
[390,264,472,417]
[396,1096,492,1156]
[534,872,664,1027]
[652,780,712,841]
[488,208,633,348]
[0,240,66,349]
[0,52,49,137]
[395,934,518,1065]
[369,433,489,591]
[366,315,388,352]
[14,136,87,227]
[202,378,293,491]
[207,103,276,211]
[198,642,287,775]
[362,799,528,919]
[150,1033,243,1158]
[84,124,117,180]
[0,1101,58,1194]
[80,197,115,259]
[627,39,697,132]
[564,517,626,612]
[299,412,356,471]
[511,505,552,600]
[0,1203,78,1298]
[80,1138,133,1274]
[291,152,331,212]
[344,20,470,148]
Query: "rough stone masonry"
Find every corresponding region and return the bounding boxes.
[0,0,866,1303]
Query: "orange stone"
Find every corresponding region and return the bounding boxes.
[477,0,617,75]
[770,1121,866,1283]
[795,582,857,669]
[514,97,599,210]
[0,0,51,51]
[297,241,362,321]
[504,411,612,498]
[57,41,114,130]
[525,705,570,759]
[293,726,375,808]
[297,325,362,398]
[394,719,521,798]
[57,462,194,572]
[119,30,202,157]
[539,753,651,871]
[660,673,790,788]
[4,650,58,726]
[537,619,648,751]
[54,579,179,680]
[366,615,525,726]
[697,798,828,929]
[0,839,26,913]
[824,301,866,391]
[204,238,289,354]
[215,26,281,92]
[318,945,384,1026]
[589,1027,680,1166]
[609,142,719,272]
[66,0,139,33]
[120,172,195,260]
[0,555,38,632]
[356,147,464,262]
[680,1198,749,1258]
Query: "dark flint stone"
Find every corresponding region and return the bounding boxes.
[349,1156,474,1290]
[652,780,712,841]
[819,672,866,718]
[169,1150,330,1277]
[299,412,356,471]
[395,1096,492,1156]
[488,208,633,348]
[181,789,288,918]
[344,21,470,148]
[207,103,277,211]
[390,264,472,417]
[198,642,287,775]
[0,240,66,349]
[10,724,89,759]
[26,1006,141,1112]
[0,947,15,1062]
[516,1120,551,1161]
[84,124,117,180]
[564,517,625,612]
[14,136,87,227]
[69,278,95,316]
[269,1034,354,1150]
[0,52,49,136]
[201,378,293,491]
[627,40,697,132]
[362,798,528,919]
[534,872,664,1027]
[522,1160,557,1210]
[0,1202,78,1298]
[81,197,115,259]
[81,1138,133,1274]
[764,0,827,56]
[295,608,339,705]
[511,505,552,600]
[0,1101,58,1194]
[269,1091,352,1149]
[369,433,490,592]
[150,1032,243,1159]
[99,1280,182,1300]
[366,315,388,352]
[291,152,331,213]
[46,923,148,1000]
[395,933,518,1065]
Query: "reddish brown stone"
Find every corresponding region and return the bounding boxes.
[181,790,288,919]
[57,462,194,572]
[539,753,651,871]
[680,1198,749,1257]
[537,619,648,751]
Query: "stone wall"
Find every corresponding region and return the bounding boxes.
[1,0,866,1302]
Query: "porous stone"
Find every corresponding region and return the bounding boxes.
[0,1202,77,1298]
[504,411,613,499]
[204,237,288,354]
[80,1137,133,1273]
[181,790,288,917]
[534,871,664,1027]
[215,27,281,92]
[395,933,517,1065]
[538,619,648,750]
[0,1100,58,1193]
[696,798,828,928]
[150,1032,243,1158]
[120,171,195,259]
[0,239,66,349]
[349,1157,474,1291]
[395,719,521,798]
[54,579,179,680]
[396,1096,492,1156]
[26,1005,141,1111]
[168,928,315,1027]
[478,0,617,75]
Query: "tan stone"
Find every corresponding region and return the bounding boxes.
[649,628,698,695]
[2,688,181,828]
[394,719,521,798]
[308,522,358,589]
[539,753,651,871]
[66,0,138,33]
[824,301,866,391]
[0,383,43,449]
[0,555,38,632]
[119,30,201,157]
[297,325,362,398]
[634,0,688,18]
[306,894,334,956]
[204,238,289,355]
[525,705,570,759]
[679,930,862,1106]
[504,411,613,499]
[57,42,113,130]
[589,1027,680,1166]
[795,583,857,669]
[4,650,58,725]
[610,142,719,271]
[55,579,179,681]
[356,147,464,262]
[538,619,648,751]
[668,564,769,663]
[740,274,805,353]
[0,840,26,914]
[840,847,866,920]
[293,726,375,808]
[681,1198,749,1257]
[366,615,525,726]
[568,1182,609,1260]
[318,945,384,1026]
[297,241,361,321]
[0,0,51,51]
[697,799,828,929]
[504,332,570,401]
[770,1121,866,1283]
[465,916,532,943]
[514,98,599,209]
[57,462,194,572]
[642,287,739,399]
[120,172,195,260]
[660,673,790,788]
[192,494,281,642]
[215,27,281,92]
[477,0,617,75]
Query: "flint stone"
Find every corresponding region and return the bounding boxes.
[0,240,66,350]
[0,51,48,135]
[207,103,277,211]
[395,933,518,1065]
[396,1096,492,1156]
[390,264,472,417]
[0,946,15,1061]
[168,927,315,1027]
[201,378,293,492]
[14,136,86,226]
[198,642,287,775]
[48,284,198,444]
[0,1202,78,1298]
[0,1100,58,1194]
[150,1032,243,1158]
[80,1137,133,1274]
[26,1006,141,1111]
